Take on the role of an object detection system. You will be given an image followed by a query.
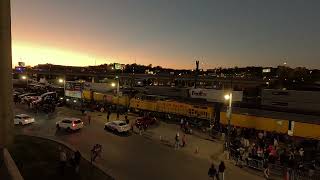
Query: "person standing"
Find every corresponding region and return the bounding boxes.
[107,110,111,121]
[100,106,105,112]
[218,161,226,180]
[180,118,184,129]
[125,115,129,124]
[182,134,187,147]
[59,147,67,175]
[264,163,270,179]
[174,132,180,149]
[131,120,135,133]
[91,145,97,163]
[88,114,91,125]
[74,150,81,173]
[208,163,218,180]
[139,124,143,135]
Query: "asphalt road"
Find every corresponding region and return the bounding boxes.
[13,105,262,180]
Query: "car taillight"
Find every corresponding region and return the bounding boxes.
[72,123,76,127]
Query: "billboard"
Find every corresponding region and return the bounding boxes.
[65,81,83,98]
[189,88,243,102]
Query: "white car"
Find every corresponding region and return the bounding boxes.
[14,114,35,125]
[105,120,131,133]
[56,118,84,131]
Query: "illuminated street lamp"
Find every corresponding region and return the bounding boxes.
[224,94,230,101]
[21,75,28,86]
[224,92,232,150]
[58,78,64,83]
[111,82,116,87]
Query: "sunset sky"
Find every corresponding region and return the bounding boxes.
[11,0,320,69]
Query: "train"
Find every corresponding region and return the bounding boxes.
[80,89,320,140]
[82,90,214,122]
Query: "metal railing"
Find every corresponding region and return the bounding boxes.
[228,148,320,180]
[246,158,264,170]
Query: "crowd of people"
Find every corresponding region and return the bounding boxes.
[214,125,320,179]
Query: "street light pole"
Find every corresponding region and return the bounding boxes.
[113,63,120,120]
[224,92,232,150]
[116,77,120,120]
[227,92,232,150]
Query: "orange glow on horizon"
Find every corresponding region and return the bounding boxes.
[12,41,115,67]
[12,41,195,69]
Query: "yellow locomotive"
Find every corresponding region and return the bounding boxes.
[129,95,214,121]
[82,90,129,107]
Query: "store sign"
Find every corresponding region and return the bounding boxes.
[65,81,83,98]
[189,88,243,102]
[65,82,83,91]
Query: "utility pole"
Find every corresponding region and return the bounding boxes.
[0,0,13,148]
[131,58,136,89]
[194,60,199,88]
[114,63,120,119]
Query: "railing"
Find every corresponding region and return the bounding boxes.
[246,158,264,170]
[228,148,320,180]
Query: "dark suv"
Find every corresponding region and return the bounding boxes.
[135,117,156,128]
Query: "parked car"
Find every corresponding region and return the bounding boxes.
[14,114,35,125]
[105,120,131,133]
[135,117,156,128]
[18,93,37,102]
[56,118,84,131]
[22,95,40,104]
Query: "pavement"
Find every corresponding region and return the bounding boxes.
[13,104,266,180]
